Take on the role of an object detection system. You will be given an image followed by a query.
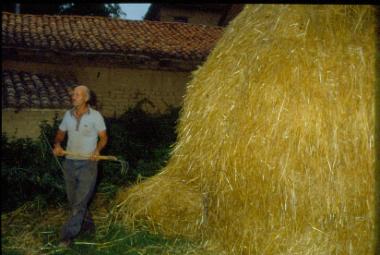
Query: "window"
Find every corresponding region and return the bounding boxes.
[173,16,188,23]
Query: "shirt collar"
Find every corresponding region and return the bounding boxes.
[70,106,91,116]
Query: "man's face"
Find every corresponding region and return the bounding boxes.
[72,87,87,107]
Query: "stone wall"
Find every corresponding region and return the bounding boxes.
[2,60,192,138]
[75,66,190,116]
[3,60,191,117]
[160,8,221,26]
[2,108,65,139]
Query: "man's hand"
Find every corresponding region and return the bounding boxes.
[53,130,66,157]
[90,149,100,161]
[53,144,65,157]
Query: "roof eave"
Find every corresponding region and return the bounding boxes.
[2,47,206,72]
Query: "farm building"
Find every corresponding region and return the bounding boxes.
[1,11,223,138]
[144,4,244,26]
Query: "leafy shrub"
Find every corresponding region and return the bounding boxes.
[1,132,66,212]
[100,106,179,183]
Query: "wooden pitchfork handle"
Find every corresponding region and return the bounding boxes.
[63,150,118,161]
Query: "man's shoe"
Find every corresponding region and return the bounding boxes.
[58,238,72,248]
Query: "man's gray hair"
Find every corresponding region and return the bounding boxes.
[76,85,91,103]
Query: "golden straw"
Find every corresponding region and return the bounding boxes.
[117,4,376,254]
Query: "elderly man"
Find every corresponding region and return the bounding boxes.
[53,85,107,247]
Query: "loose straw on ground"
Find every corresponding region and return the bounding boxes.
[116,5,376,254]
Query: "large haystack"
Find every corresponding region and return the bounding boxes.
[116,5,376,254]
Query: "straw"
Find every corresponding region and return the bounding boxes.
[2,191,211,254]
[116,4,376,254]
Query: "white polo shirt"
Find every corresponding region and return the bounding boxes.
[59,107,106,160]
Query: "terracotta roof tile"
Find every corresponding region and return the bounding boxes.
[2,70,76,109]
[2,12,223,61]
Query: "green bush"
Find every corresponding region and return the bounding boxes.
[1,116,66,212]
[102,106,179,183]
[1,133,66,212]
[1,105,180,212]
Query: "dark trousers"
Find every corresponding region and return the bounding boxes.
[60,159,98,240]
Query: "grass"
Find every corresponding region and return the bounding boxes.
[1,186,214,255]
[2,224,209,255]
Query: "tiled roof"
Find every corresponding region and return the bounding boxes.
[1,12,223,62]
[2,70,75,109]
